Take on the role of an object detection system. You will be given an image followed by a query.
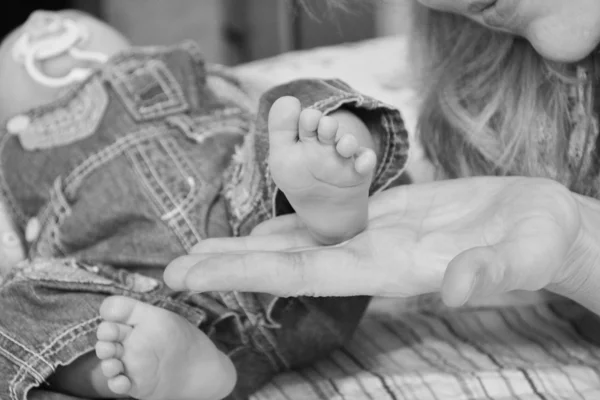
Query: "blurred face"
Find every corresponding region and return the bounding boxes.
[416,0,600,62]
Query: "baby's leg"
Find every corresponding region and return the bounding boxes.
[268,97,377,245]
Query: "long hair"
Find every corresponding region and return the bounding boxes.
[411,3,598,185]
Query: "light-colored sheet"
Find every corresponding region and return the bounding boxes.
[234,36,600,399]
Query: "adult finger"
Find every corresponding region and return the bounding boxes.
[250,214,306,236]
[441,217,568,306]
[164,245,384,296]
[189,229,315,254]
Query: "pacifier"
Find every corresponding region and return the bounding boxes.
[11,11,109,88]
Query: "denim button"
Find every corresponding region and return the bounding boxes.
[25,217,41,243]
[6,115,31,134]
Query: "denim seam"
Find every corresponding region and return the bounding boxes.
[126,148,170,213]
[376,111,410,192]
[63,134,141,194]
[228,294,289,370]
[51,178,71,219]
[131,61,185,115]
[0,346,46,386]
[125,137,202,250]
[63,128,164,196]
[46,179,72,256]
[0,331,49,382]
[31,201,64,258]
[15,73,103,119]
[133,139,192,213]
[256,323,290,370]
[18,80,108,152]
[169,111,249,148]
[160,137,202,218]
[125,150,194,251]
[123,61,181,112]
[10,318,100,400]
[160,138,208,243]
[247,325,283,371]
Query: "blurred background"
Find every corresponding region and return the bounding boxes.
[1,0,411,65]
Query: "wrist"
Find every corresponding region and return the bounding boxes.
[549,192,600,315]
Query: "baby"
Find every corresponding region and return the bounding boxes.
[0,10,408,400]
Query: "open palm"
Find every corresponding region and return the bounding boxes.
[164,177,581,304]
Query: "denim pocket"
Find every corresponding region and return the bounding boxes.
[106,58,189,121]
[6,79,109,152]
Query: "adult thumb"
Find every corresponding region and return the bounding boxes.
[441,213,571,308]
[441,245,514,307]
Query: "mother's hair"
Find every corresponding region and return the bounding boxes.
[411,3,598,191]
[311,0,599,194]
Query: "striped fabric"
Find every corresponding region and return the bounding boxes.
[253,294,600,400]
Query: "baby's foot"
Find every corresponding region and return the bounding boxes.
[268,96,376,245]
[95,296,235,400]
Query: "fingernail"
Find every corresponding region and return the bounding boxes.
[467,0,496,13]
[459,270,481,306]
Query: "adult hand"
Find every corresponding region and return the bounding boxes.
[165,177,583,307]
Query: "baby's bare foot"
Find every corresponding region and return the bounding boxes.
[268,96,376,245]
[95,296,235,400]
